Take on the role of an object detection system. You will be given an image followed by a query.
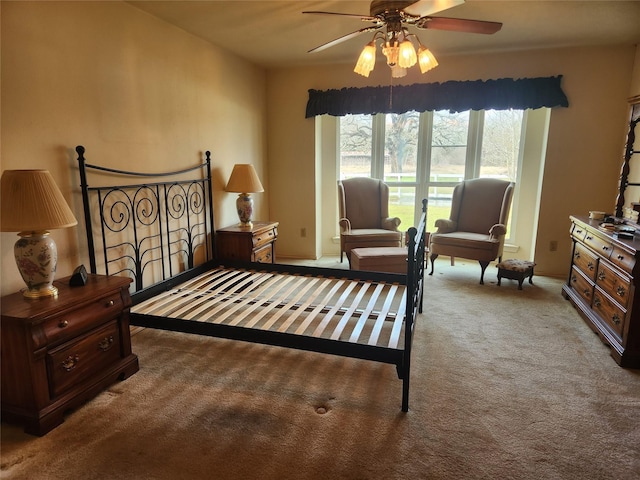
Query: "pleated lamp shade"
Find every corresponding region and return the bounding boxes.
[1,170,78,232]
[225,164,264,194]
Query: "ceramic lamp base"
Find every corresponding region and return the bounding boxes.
[14,231,59,298]
[236,193,254,228]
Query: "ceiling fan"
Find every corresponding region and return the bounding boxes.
[303,0,502,77]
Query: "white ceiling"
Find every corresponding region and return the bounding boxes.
[127,1,640,69]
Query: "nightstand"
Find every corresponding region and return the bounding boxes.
[216,221,278,263]
[1,274,139,435]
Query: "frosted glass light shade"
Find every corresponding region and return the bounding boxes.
[418,47,439,73]
[398,40,417,68]
[354,42,376,77]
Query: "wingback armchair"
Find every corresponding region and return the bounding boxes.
[429,178,514,284]
[338,177,402,264]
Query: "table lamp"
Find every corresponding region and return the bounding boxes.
[1,170,78,298]
[225,164,264,228]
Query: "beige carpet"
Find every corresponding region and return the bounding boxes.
[2,260,639,479]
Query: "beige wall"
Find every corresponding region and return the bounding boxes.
[1,1,267,295]
[267,45,637,276]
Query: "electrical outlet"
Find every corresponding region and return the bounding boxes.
[549,240,558,252]
[300,228,306,238]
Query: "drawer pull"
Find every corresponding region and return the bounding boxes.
[105,300,115,308]
[602,246,610,252]
[587,261,595,271]
[612,313,621,325]
[61,354,80,372]
[574,252,581,260]
[617,286,626,297]
[598,271,606,281]
[584,289,592,298]
[617,254,625,261]
[58,320,69,328]
[98,336,114,351]
[586,235,593,240]
[571,275,577,283]
[594,297,601,307]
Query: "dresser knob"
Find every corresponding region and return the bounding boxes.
[598,272,606,281]
[587,261,594,271]
[602,246,609,251]
[58,320,69,328]
[105,300,115,307]
[612,314,621,325]
[617,286,626,297]
[585,289,592,298]
[575,252,581,260]
[594,297,601,307]
[617,255,624,261]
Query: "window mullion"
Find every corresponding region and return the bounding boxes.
[466,110,484,179]
[372,114,385,179]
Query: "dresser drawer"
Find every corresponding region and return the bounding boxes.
[596,262,631,309]
[609,246,636,274]
[42,291,124,346]
[593,287,626,338]
[252,227,277,249]
[583,231,613,259]
[571,223,587,243]
[573,243,599,281]
[570,266,594,306]
[46,321,122,398]
[253,244,274,263]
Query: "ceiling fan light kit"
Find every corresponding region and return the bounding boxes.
[305,0,501,78]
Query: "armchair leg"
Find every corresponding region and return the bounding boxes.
[429,254,438,276]
[479,261,489,284]
[340,251,344,263]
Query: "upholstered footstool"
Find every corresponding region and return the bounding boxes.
[351,247,408,274]
[496,259,535,290]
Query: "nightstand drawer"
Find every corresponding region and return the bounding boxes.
[252,227,277,249]
[42,291,124,346]
[253,244,273,263]
[46,321,121,398]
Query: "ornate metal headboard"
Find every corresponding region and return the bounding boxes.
[76,145,215,292]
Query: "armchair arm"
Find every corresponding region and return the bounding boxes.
[489,223,507,239]
[434,218,457,234]
[339,217,352,233]
[381,216,401,231]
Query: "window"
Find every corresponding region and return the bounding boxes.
[339,109,523,240]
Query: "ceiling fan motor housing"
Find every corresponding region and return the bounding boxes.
[370,1,415,17]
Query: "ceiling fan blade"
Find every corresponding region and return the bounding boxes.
[308,26,383,53]
[416,16,502,34]
[302,10,376,22]
[403,0,465,18]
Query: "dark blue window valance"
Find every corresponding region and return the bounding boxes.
[305,75,568,118]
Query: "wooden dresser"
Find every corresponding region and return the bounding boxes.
[216,221,278,263]
[562,215,640,367]
[1,274,139,435]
